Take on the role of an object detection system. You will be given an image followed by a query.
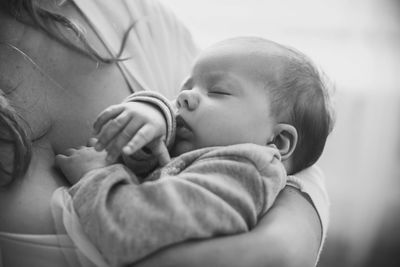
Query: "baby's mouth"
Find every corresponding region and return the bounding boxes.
[176,115,191,130]
[175,115,193,138]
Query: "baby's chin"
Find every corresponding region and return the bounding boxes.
[170,140,195,157]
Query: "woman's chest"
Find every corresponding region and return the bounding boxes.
[0,17,132,153]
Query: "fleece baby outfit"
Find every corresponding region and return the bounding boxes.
[57,91,287,266]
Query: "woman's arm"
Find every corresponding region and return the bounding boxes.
[135,186,322,267]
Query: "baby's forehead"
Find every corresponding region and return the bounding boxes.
[228,41,290,78]
[212,38,289,56]
[197,38,292,84]
[210,39,290,67]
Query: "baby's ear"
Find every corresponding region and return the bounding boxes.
[269,124,298,160]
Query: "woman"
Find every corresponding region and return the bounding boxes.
[0,0,328,266]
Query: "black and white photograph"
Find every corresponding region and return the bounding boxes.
[1,0,399,266]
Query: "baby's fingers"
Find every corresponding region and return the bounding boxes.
[104,118,144,162]
[150,139,170,166]
[93,105,125,135]
[95,111,131,151]
[122,124,156,156]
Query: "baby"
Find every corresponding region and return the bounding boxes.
[56,37,334,266]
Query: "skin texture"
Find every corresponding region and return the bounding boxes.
[0,4,131,234]
[92,101,170,164]
[172,40,297,159]
[0,2,323,266]
[172,44,275,155]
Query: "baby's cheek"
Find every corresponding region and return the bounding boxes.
[171,140,194,156]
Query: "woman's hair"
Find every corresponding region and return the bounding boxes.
[0,0,133,185]
[0,0,131,62]
[0,90,32,186]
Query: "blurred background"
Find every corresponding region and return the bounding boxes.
[160,0,400,266]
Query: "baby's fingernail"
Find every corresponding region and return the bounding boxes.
[123,146,132,155]
[95,143,103,151]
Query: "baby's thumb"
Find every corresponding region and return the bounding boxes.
[150,139,171,166]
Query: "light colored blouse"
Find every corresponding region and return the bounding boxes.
[72,0,199,99]
[0,232,94,267]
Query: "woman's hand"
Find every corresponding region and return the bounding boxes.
[55,146,109,185]
[93,102,170,165]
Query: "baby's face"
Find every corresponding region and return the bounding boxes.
[171,41,281,156]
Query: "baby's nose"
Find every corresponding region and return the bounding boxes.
[176,90,199,111]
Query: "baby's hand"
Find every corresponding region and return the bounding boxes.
[93,101,170,165]
[55,146,109,185]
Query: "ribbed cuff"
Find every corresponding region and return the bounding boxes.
[123,91,176,148]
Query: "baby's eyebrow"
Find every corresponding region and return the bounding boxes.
[203,72,235,84]
[180,77,193,90]
[206,71,225,80]
[206,72,244,87]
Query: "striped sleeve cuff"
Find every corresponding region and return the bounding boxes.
[123,91,176,148]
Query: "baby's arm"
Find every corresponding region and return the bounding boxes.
[69,144,286,266]
[93,91,176,166]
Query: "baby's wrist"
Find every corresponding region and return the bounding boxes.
[124,91,176,148]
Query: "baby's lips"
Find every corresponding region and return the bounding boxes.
[176,114,191,130]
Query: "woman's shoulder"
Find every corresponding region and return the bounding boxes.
[287,165,330,259]
[287,165,330,228]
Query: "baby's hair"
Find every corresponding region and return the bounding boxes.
[217,37,335,174]
[268,42,335,174]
